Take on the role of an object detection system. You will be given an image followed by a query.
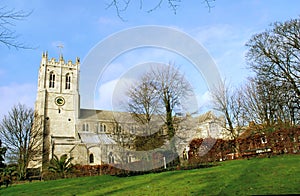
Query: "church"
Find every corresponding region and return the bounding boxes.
[30,52,224,171]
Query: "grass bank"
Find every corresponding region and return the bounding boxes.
[1,154,299,195]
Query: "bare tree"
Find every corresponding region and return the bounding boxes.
[149,64,193,139]
[127,74,160,127]
[126,63,193,159]
[241,78,267,125]
[246,17,300,125]
[211,80,246,155]
[0,6,31,49]
[246,18,300,102]
[0,104,42,180]
[242,76,299,127]
[106,0,215,21]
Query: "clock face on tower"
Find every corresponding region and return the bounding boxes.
[55,96,65,106]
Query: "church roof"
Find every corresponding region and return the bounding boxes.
[78,132,116,145]
[197,111,224,124]
[79,109,113,120]
[79,109,136,123]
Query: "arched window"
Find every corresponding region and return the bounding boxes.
[98,124,106,132]
[49,72,55,88]
[65,73,71,89]
[108,152,114,164]
[126,153,131,163]
[82,123,89,131]
[130,126,136,134]
[89,154,94,164]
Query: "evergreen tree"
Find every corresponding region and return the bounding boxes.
[0,140,7,168]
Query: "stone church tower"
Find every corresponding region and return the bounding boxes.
[34,52,80,168]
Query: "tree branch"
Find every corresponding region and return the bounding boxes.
[106,0,215,21]
[0,7,33,49]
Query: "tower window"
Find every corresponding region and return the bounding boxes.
[49,72,55,88]
[65,73,71,89]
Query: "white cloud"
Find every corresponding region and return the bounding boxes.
[192,24,253,85]
[0,83,36,119]
[94,76,138,111]
[94,79,117,110]
[98,17,121,26]
[99,63,128,82]
[196,90,213,113]
[194,24,235,44]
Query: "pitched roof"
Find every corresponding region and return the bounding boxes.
[80,108,141,123]
[197,111,224,124]
[78,132,116,145]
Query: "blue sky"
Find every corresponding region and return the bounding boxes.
[0,0,299,118]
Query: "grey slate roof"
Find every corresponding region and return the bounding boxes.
[79,109,136,123]
[78,132,116,145]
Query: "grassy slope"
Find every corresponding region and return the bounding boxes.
[1,155,299,195]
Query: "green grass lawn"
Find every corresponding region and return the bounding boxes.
[1,154,299,195]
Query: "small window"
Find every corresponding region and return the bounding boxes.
[49,72,55,88]
[65,73,71,89]
[82,123,89,131]
[132,126,136,134]
[97,123,102,133]
[126,153,131,163]
[98,124,106,133]
[89,154,94,164]
[108,152,114,164]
